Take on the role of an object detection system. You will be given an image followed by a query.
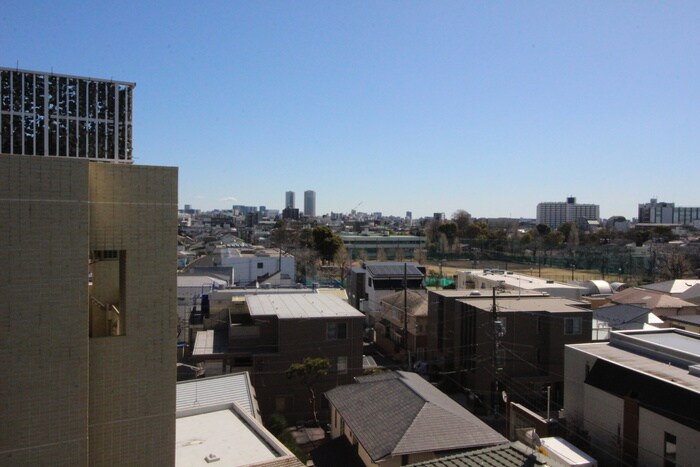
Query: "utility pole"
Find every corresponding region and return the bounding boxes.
[492,286,505,416]
[404,262,409,369]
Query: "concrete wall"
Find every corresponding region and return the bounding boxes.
[637,407,700,467]
[87,162,177,465]
[0,155,90,465]
[0,156,177,466]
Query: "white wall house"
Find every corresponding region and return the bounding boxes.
[217,247,295,286]
[564,329,700,467]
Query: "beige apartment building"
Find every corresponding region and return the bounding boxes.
[0,67,177,465]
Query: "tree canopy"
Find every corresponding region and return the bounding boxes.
[311,226,344,262]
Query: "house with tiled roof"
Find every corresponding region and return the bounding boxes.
[319,371,508,466]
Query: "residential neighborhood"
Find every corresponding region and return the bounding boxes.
[3,4,700,466]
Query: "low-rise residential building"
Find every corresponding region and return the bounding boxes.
[189,293,364,423]
[591,303,662,340]
[340,233,425,260]
[320,371,508,466]
[564,329,700,466]
[375,290,428,362]
[347,262,426,314]
[427,290,592,413]
[606,287,699,318]
[176,373,303,467]
[456,269,587,300]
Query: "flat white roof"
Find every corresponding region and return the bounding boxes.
[459,269,586,291]
[177,275,227,288]
[246,293,364,319]
[176,404,293,466]
[192,330,214,355]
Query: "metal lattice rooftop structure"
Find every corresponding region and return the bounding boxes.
[1,67,134,162]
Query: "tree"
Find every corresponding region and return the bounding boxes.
[333,244,351,285]
[413,248,427,264]
[452,210,472,238]
[376,247,388,261]
[437,222,458,242]
[311,226,344,263]
[657,247,691,280]
[286,357,331,426]
[536,224,552,236]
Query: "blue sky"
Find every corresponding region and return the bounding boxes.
[2,1,698,219]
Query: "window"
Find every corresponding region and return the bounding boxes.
[565,317,582,335]
[336,356,348,375]
[257,262,263,269]
[327,322,347,339]
[664,432,677,467]
[89,250,126,337]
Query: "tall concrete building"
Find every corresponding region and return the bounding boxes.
[638,198,700,226]
[0,67,177,465]
[285,190,295,209]
[536,196,599,229]
[304,189,316,217]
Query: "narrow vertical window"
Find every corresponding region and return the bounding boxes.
[664,432,677,467]
[89,250,126,337]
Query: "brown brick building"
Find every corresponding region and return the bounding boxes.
[427,290,592,414]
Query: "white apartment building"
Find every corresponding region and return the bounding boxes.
[536,197,599,229]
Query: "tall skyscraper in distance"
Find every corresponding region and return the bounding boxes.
[1,67,177,465]
[285,190,295,209]
[304,190,316,217]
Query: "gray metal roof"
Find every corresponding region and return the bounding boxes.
[176,372,259,420]
[246,293,364,319]
[325,371,507,462]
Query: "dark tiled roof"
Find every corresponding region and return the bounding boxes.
[366,263,424,278]
[407,443,541,467]
[325,372,507,462]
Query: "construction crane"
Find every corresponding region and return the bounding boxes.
[350,201,362,213]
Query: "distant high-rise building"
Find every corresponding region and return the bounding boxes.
[285,191,295,209]
[304,190,316,217]
[406,211,412,224]
[536,196,599,229]
[1,67,176,465]
[638,198,700,225]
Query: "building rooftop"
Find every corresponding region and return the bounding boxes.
[325,371,507,462]
[176,372,258,420]
[665,314,700,326]
[641,279,700,295]
[364,263,424,278]
[177,275,228,289]
[458,269,586,292]
[406,442,546,466]
[568,329,700,394]
[176,403,302,467]
[246,293,364,319]
[458,296,589,313]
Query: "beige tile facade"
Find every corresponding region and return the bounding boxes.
[0,154,177,465]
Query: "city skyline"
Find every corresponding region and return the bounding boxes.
[3,2,699,219]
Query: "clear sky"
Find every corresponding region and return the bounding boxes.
[2,2,698,220]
